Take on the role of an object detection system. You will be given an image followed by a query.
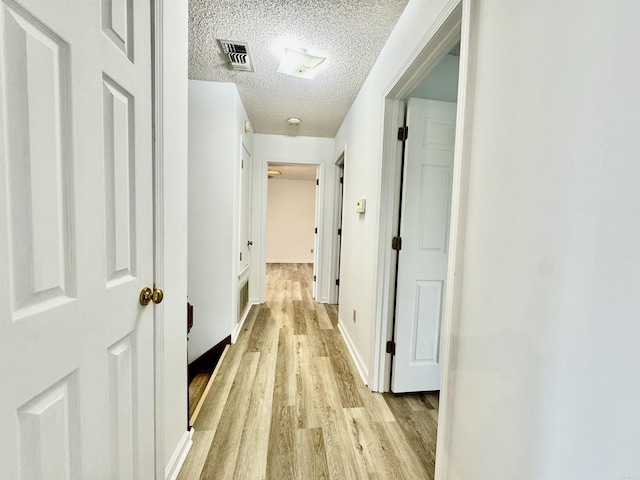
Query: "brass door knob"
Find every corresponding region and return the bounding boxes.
[140,287,153,306]
[140,287,164,306]
[152,288,164,304]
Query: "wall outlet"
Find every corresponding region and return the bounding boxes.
[353,309,356,322]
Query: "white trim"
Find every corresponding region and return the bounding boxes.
[434,1,475,477]
[164,428,194,480]
[371,98,405,392]
[151,0,165,476]
[337,320,369,386]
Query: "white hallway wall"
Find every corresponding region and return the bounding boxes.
[188,80,253,362]
[251,134,335,303]
[266,178,316,264]
[442,1,640,478]
[335,0,640,478]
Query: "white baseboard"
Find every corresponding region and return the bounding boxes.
[337,321,369,386]
[164,428,194,480]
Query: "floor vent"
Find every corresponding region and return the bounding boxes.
[238,280,249,322]
[219,40,254,72]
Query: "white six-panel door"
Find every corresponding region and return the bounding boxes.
[0,0,155,478]
[391,98,456,393]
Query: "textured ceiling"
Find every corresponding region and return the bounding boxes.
[189,0,409,138]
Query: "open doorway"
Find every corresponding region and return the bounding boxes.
[389,45,461,393]
[373,2,473,477]
[266,163,319,298]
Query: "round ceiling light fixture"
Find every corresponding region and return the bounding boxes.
[287,117,301,126]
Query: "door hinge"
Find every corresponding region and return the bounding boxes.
[315,227,318,234]
[316,179,319,186]
[340,176,344,184]
[335,279,340,286]
[313,275,316,282]
[386,340,396,355]
[337,228,342,236]
[392,236,402,251]
[239,252,242,261]
[397,126,408,141]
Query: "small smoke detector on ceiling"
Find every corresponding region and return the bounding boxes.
[287,117,301,126]
[219,40,254,72]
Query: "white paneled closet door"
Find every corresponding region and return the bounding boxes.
[0,0,155,478]
[391,98,456,393]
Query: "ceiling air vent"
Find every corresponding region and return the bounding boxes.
[219,40,254,72]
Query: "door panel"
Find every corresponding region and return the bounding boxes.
[0,0,154,477]
[391,98,456,393]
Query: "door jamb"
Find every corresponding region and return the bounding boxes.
[152,0,165,475]
[372,1,476,476]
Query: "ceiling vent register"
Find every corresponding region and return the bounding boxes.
[219,40,254,72]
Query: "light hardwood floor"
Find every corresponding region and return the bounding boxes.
[178,263,438,479]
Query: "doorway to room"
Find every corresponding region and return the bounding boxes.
[265,163,320,298]
[389,45,461,394]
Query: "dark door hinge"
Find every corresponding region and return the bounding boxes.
[315,227,318,234]
[335,279,340,286]
[392,236,402,251]
[340,176,344,184]
[398,126,408,141]
[338,228,342,236]
[313,275,316,282]
[316,179,319,186]
[386,340,396,355]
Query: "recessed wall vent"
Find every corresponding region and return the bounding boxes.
[219,40,254,72]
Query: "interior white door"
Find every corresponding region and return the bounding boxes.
[391,98,456,393]
[0,0,155,478]
[239,143,251,275]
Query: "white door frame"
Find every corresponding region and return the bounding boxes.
[371,0,476,476]
[152,0,166,475]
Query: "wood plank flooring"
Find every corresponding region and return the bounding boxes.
[178,263,438,480]
[189,372,211,418]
